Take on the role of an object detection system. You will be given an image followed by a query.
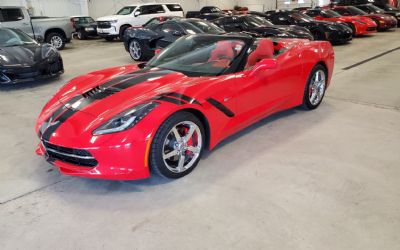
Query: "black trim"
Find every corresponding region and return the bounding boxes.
[166,92,201,105]
[155,96,187,105]
[206,98,235,117]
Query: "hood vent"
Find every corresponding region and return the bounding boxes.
[82,86,120,100]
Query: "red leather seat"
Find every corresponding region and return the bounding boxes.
[209,41,235,61]
[245,39,275,69]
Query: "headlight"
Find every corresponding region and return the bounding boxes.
[93,102,159,135]
[355,20,365,24]
[327,25,338,31]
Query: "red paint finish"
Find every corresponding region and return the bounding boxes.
[35,38,334,180]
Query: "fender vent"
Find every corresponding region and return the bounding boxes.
[82,86,120,100]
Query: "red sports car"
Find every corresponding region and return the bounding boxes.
[332,6,398,31]
[35,34,334,180]
[303,8,377,35]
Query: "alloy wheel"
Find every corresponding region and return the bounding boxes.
[162,121,202,173]
[130,41,142,60]
[50,36,63,49]
[308,69,326,106]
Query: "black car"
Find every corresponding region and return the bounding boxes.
[186,6,228,18]
[70,16,98,39]
[0,28,64,84]
[213,15,314,40]
[263,10,353,43]
[354,4,400,25]
[123,18,224,61]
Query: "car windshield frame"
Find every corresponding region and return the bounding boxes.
[116,6,137,15]
[0,29,37,47]
[184,19,225,34]
[366,5,385,13]
[290,12,314,23]
[243,15,274,27]
[346,6,368,15]
[323,10,342,17]
[146,35,251,77]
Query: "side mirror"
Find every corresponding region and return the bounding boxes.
[250,58,277,75]
[172,30,182,36]
[134,11,141,17]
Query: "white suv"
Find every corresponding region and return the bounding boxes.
[96,3,184,41]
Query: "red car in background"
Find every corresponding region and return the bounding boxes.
[332,6,397,30]
[303,8,377,35]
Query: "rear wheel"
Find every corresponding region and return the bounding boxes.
[77,30,87,40]
[46,32,65,50]
[302,64,328,110]
[150,112,205,179]
[129,39,153,61]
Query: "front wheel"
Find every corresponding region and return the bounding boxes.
[77,31,87,40]
[46,32,65,50]
[150,112,205,179]
[302,65,328,110]
[129,39,153,61]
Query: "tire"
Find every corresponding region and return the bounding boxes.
[77,30,87,40]
[311,30,325,41]
[346,23,356,36]
[302,64,328,110]
[104,37,114,41]
[45,32,65,50]
[128,39,154,61]
[150,111,205,179]
[119,25,130,40]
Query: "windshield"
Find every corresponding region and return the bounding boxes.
[0,29,36,47]
[244,15,274,27]
[185,20,224,34]
[347,6,368,15]
[74,17,95,23]
[147,36,246,77]
[209,7,222,13]
[367,5,385,13]
[384,4,399,11]
[117,6,136,15]
[323,10,342,17]
[290,12,314,22]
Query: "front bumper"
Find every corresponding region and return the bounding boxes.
[326,29,353,43]
[97,26,119,38]
[0,58,64,84]
[36,135,152,180]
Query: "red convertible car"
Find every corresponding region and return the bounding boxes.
[303,8,377,35]
[35,34,334,180]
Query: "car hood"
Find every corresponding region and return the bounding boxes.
[56,67,209,119]
[0,43,59,67]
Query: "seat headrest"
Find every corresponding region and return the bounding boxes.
[245,39,275,69]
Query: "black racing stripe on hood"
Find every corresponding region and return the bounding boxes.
[82,70,174,100]
[41,108,76,141]
[40,70,174,141]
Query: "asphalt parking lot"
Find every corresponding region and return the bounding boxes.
[1,30,399,249]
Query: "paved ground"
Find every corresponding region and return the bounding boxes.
[0,31,399,249]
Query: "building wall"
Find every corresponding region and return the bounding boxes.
[0,0,88,16]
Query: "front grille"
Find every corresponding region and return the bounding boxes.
[43,141,98,167]
[97,21,111,29]
[367,27,376,31]
[82,86,120,99]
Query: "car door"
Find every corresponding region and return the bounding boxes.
[235,44,303,123]
[155,22,185,48]
[0,8,33,35]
